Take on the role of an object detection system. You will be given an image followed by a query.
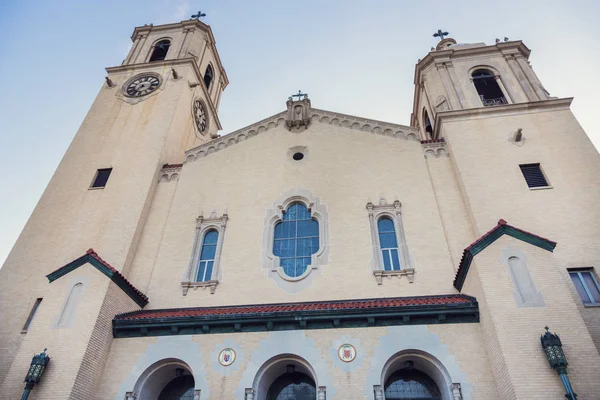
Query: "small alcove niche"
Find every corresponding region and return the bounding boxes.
[149,39,171,62]
[285,94,311,133]
[501,247,544,307]
[56,282,84,328]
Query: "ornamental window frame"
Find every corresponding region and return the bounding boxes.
[366,199,414,284]
[182,211,228,295]
[263,189,329,292]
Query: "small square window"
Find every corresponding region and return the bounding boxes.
[569,269,600,306]
[91,168,112,188]
[519,163,549,188]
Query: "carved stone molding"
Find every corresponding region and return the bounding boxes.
[422,139,449,158]
[317,386,326,400]
[245,388,255,400]
[451,383,463,400]
[124,392,137,400]
[374,268,416,284]
[159,164,182,182]
[184,107,419,164]
[373,385,383,400]
[193,389,201,400]
[286,96,312,132]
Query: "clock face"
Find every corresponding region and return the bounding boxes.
[193,99,208,134]
[124,75,160,97]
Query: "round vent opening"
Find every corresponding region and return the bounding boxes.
[292,152,304,161]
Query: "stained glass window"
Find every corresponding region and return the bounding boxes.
[384,369,442,400]
[267,372,316,400]
[273,203,319,278]
[197,230,218,282]
[158,375,195,400]
[378,217,401,271]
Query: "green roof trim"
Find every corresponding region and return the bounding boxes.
[453,219,557,291]
[46,249,148,308]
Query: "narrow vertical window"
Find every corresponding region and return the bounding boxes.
[58,283,83,327]
[203,64,214,92]
[569,270,600,305]
[91,168,112,188]
[472,69,507,106]
[519,164,549,188]
[149,39,170,62]
[273,203,320,278]
[377,218,401,271]
[196,230,219,282]
[423,108,433,137]
[22,298,42,332]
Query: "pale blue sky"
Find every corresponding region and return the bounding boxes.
[1,0,599,266]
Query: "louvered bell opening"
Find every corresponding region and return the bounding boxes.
[519,164,549,188]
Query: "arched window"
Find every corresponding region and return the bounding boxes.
[197,230,219,282]
[149,39,171,62]
[158,375,195,400]
[378,217,401,271]
[267,368,316,400]
[273,203,320,278]
[471,69,507,106]
[57,282,83,327]
[204,64,214,91]
[423,109,433,137]
[384,369,442,400]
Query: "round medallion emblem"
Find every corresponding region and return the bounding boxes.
[193,99,209,134]
[218,348,236,366]
[338,344,356,363]
[123,74,161,97]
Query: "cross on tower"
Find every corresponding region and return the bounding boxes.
[291,90,308,101]
[433,29,449,41]
[191,11,206,19]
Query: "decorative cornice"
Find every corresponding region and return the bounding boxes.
[432,98,573,139]
[159,164,182,182]
[184,109,418,164]
[112,294,479,338]
[46,249,148,307]
[422,138,449,158]
[453,219,557,291]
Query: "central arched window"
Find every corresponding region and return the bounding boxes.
[384,369,442,400]
[158,375,195,400]
[378,217,401,271]
[197,230,218,282]
[423,109,433,137]
[149,39,171,62]
[273,203,319,278]
[471,69,507,106]
[267,370,316,400]
[204,64,214,91]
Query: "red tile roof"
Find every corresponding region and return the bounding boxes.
[453,219,556,290]
[116,294,474,321]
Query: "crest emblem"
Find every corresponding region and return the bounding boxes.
[338,344,356,363]
[218,348,236,366]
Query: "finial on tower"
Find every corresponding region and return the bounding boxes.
[191,11,206,20]
[433,29,449,41]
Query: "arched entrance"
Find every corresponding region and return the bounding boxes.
[381,351,453,400]
[253,354,318,400]
[133,358,197,400]
[384,367,441,400]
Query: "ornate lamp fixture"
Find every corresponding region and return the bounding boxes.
[21,348,50,400]
[540,327,577,399]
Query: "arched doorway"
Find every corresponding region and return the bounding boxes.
[133,358,197,400]
[384,367,441,400]
[266,365,316,400]
[253,354,318,400]
[381,351,453,400]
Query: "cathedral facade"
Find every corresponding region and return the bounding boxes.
[1,17,600,400]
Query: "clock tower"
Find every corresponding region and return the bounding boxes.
[0,18,228,397]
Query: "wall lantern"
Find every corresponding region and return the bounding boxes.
[21,348,50,400]
[540,327,577,399]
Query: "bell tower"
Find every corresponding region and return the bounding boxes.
[411,34,550,139]
[0,16,228,398]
